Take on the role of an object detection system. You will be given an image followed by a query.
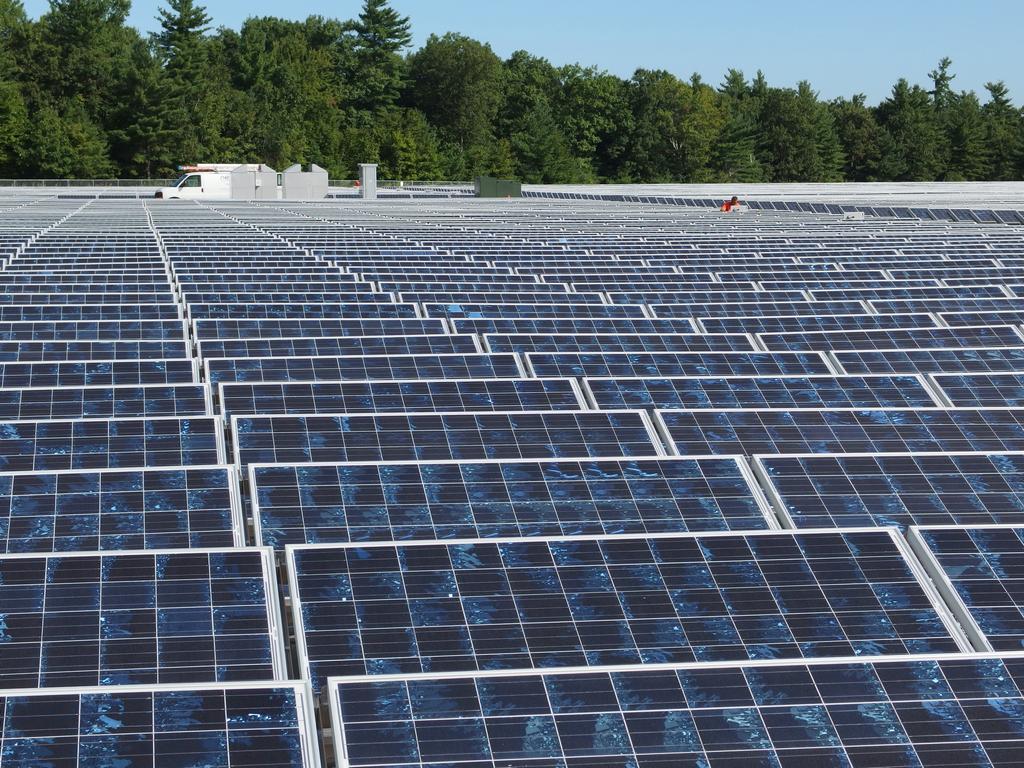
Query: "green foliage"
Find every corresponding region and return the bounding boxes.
[0,7,1018,187]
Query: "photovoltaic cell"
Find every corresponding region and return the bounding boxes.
[206,353,524,385]
[931,373,1024,407]
[756,451,1024,530]
[0,681,320,767]
[0,465,243,553]
[526,351,833,378]
[327,654,1024,768]
[232,410,662,472]
[0,547,283,687]
[219,378,584,419]
[197,334,480,360]
[584,374,939,410]
[484,333,756,353]
[289,529,963,690]
[0,359,198,387]
[831,347,1024,375]
[0,415,224,471]
[250,456,774,550]
[656,407,1024,456]
[758,325,1024,352]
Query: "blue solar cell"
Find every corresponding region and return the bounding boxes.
[584,373,939,410]
[206,353,524,385]
[290,529,963,690]
[193,318,447,340]
[326,654,1024,768]
[0,359,198,387]
[452,317,697,335]
[233,410,662,472]
[652,300,868,318]
[252,456,772,549]
[756,451,1024,529]
[758,325,1024,352]
[0,340,190,362]
[832,347,1024,375]
[198,334,479,360]
[0,547,282,687]
[219,378,585,418]
[424,303,648,319]
[0,465,243,552]
[0,415,224,471]
[698,312,939,334]
[656,407,1024,456]
[187,302,419,319]
[931,372,1024,406]
[527,351,832,378]
[485,333,755,353]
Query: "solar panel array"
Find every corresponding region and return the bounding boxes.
[5,194,1024,766]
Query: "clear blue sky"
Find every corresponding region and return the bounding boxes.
[22,0,1024,103]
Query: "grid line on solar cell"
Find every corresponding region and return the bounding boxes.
[0,383,211,421]
[218,378,586,419]
[205,353,525,385]
[757,325,1024,352]
[525,351,834,378]
[0,415,225,471]
[830,347,1024,375]
[231,410,664,471]
[197,334,481,361]
[484,333,757,353]
[325,651,1024,768]
[755,451,1024,530]
[583,374,940,410]
[0,546,285,687]
[654,407,1024,456]
[288,528,966,691]
[0,464,244,552]
[0,359,199,387]
[249,456,775,550]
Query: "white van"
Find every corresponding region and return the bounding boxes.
[154,164,276,200]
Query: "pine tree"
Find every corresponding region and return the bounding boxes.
[945,91,988,180]
[982,82,1023,180]
[341,0,412,113]
[155,0,210,61]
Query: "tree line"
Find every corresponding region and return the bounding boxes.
[1,0,1023,182]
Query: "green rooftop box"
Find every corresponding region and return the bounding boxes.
[475,176,522,198]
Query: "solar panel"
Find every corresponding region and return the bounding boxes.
[0,547,284,687]
[451,317,697,335]
[831,347,1024,375]
[0,319,187,342]
[197,334,480,360]
[755,451,1024,529]
[526,351,833,378]
[232,410,664,472]
[697,312,940,334]
[0,681,321,766]
[0,303,182,321]
[656,407,1024,456]
[251,455,773,549]
[192,317,447,340]
[931,373,1024,407]
[219,378,586,418]
[0,415,225,471]
[584,374,939,410]
[0,359,198,387]
[0,383,211,421]
[289,528,965,690]
[652,300,869,318]
[0,340,190,362]
[186,301,419,319]
[424,302,648,320]
[758,325,1024,352]
[325,653,1024,768]
[0,465,243,553]
[485,332,756,353]
[205,353,524,385]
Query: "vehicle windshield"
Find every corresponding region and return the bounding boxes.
[173,173,190,185]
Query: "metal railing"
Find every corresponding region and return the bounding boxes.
[0,179,176,187]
